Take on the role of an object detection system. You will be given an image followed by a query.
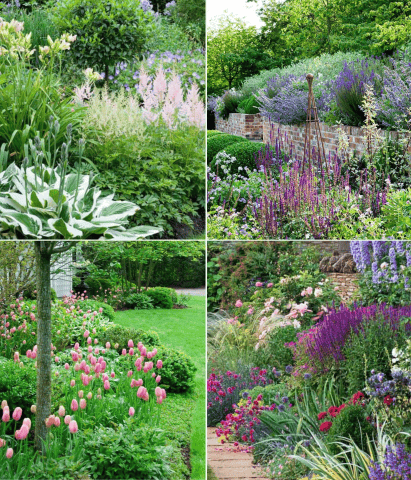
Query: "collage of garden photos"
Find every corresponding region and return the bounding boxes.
[1,0,411,479]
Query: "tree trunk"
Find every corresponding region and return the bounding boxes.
[145,260,155,291]
[34,242,52,453]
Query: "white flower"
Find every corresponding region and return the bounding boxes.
[314,288,322,297]
[380,262,388,270]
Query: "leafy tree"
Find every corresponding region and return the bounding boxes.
[207,14,275,95]
[175,0,206,45]
[52,0,153,81]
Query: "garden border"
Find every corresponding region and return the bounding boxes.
[214,113,411,159]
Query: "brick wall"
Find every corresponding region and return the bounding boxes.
[297,241,351,255]
[215,114,263,140]
[325,273,359,304]
[263,119,411,160]
[214,113,411,159]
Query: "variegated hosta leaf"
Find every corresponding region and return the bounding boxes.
[0,163,162,239]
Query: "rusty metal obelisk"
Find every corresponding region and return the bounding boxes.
[303,74,328,176]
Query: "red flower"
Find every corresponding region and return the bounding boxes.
[318,411,327,420]
[337,403,346,413]
[328,406,339,418]
[319,421,333,432]
[384,395,393,406]
[241,434,248,442]
[351,392,365,405]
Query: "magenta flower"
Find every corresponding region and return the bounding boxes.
[235,300,243,308]
[128,340,134,348]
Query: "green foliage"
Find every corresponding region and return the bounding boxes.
[381,188,411,237]
[207,134,248,164]
[216,90,242,120]
[77,299,116,322]
[237,95,260,114]
[211,142,270,178]
[99,324,161,353]
[265,326,298,371]
[341,314,408,394]
[84,121,205,237]
[52,0,151,76]
[327,404,374,455]
[123,292,154,310]
[83,421,173,480]
[240,383,290,405]
[0,359,37,418]
[145,287,175,309]
[156,345,197,393]
[207,130,224,137]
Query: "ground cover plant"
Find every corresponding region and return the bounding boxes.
[0,240,205,479]
[0,0,205,239]
[208,240,411,480]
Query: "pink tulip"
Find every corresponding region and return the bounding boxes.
[128,340,134,348]
[12,407,22,421]
[84,330,90,338]
[64,363,70,370]
[70,380,76,387]
[80,399,86,410]
[156,375,161,383]
[2,411,10,422]
[30,405,36,413]
[152,372,156,378]
[129,407,135,416]
[0,438,6,447]
[255,282,263,287]
[87,337,92,345]
[1,401,7,409]
[155,387,162,397]
[6,448,13,459]
[161,389,166,399]
[54,417,61,427]
[45,415,55,428]
[64,415,71,425]
[87,392,92,400]
[127,370,133,377]
[71,399,78,411]
[58,406,65,417]
[104,380,110,390]
[110,372,115,378]
[94,339,98,345]
[156,360,163,369]
[78,390,84,398]
[74,342,80,350]
[22,418,31,429]
[69,420,78,434]
[157,396,163,404]
[105,342,110,349]
[15,424,29,440]
[122,349,126,356]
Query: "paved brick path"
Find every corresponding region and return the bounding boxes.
[207,427,271,480]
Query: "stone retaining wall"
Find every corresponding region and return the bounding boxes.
[214,113,411,159]
[215,113,263,140]
[298,241,351,255]
[325,273,359,304]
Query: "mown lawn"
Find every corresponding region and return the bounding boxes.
[114,296,206,480]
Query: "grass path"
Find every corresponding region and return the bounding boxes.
[114,296,206,480]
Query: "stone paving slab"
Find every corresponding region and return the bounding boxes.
[207,427,271,480]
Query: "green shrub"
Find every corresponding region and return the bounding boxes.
[240,383,290,405]
[211,141,272,177]
[327,404,374,455]
[83,276,114,296]
[83,421,173,480]
[145,287,177,309]
[341,314,408,394]
[99,324,161,353]
[207,134,248,164]
[52,0,151,78]
[77,300,116,322]
[237,95,260,114]
[265,326,297,371]
[0,360,37,419]
[207,130,224,137]
[123,292,154,310]
[155,345,196,393]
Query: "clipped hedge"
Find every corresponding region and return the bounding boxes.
[99,325,161,353]
[155,345,197,393]
[77,299,116,322]
[207,134,249,164]
[207,130,224,137]
[211,141,272,178]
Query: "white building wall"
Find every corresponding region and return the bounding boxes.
[51,251,73,298]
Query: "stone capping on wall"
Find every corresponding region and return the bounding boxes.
[214,112,411,159]
[325,272,359,304]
